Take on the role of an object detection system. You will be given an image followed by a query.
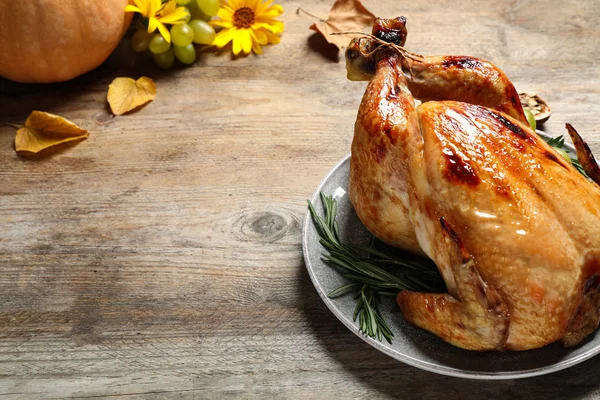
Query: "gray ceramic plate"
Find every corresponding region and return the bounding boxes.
[302,133,600,380]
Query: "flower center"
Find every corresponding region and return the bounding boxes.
[233,7,255,29]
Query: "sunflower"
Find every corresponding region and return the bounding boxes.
[211,0,284,55]
[125,0,188,43]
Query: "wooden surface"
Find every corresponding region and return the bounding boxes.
[1,0,599,398]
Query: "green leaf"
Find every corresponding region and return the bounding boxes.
[328,283,360,298]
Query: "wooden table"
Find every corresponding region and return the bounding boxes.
[1,0,599,398]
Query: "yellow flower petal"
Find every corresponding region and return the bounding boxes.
[251,28,268,45]
[217,7,234,20]
[221,3,235,14]
[158,8,189,23]
[228,0,244,10]
[212,20,234,29]
[132,0,150,15]
[150,0,162,16]
[255,0,271,14]
[213,28,236,48]
[239,29,252,54]
[249,30,264,53]
[159,0,176,15]
[157,22,171,43]
[252,39,263,54]
[262,4,283,17]
[148,16,160,33]
[262,29,280,44]
[232,34,243,55]
[252,20,283,34]
[124,5,143,13]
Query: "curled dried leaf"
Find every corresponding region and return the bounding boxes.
[14,111,89,156]
[107,77,156,116]
[306,0,375,50]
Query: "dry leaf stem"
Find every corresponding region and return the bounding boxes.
[3,122,23,129]
[296,8,326,22]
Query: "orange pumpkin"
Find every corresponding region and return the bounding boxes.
[0,0,133,83]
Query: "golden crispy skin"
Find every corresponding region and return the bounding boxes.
[404,55,527,124]
[352,55,512,350]
[348,53,528,255]
[347,22,528,257]
[348,17,600,350]
[398,218,510,350]
[349,54,423,254]
[346,27,527,125]
[414,101,600,350]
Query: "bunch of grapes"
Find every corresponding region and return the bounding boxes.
[131,0,219,69]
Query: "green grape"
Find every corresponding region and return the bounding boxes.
[524,108,536,131]
[188,0,211,21]
[173,44,196,65]
[176,0,193,4]
[153,48,175,69]
[553,147,572,163]
[197,0,220,17]
[149,34,171,54]
[181,7,192,22]
[189,19,216,44]
[132,29,154,52]
[171,23,194,47]
[186,0,199,15]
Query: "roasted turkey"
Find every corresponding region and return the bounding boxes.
[345,17,600,351]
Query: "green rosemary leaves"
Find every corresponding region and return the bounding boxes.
[307,192,444,343]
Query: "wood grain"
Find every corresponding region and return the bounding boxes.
[1,0,599,398]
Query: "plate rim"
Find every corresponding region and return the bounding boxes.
[302,134,600,380]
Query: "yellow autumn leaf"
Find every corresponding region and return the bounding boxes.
[14,111,89,155]
[107,77,156,116]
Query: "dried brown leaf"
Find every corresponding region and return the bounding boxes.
[14,111,89,155]
[107,77,156,116]
[308,0,375,49]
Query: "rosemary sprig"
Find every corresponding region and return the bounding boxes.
[308,193,445,343]
[545,135,565,148]
[543,135,589,178]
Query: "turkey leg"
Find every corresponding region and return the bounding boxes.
[397,218,509,350]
